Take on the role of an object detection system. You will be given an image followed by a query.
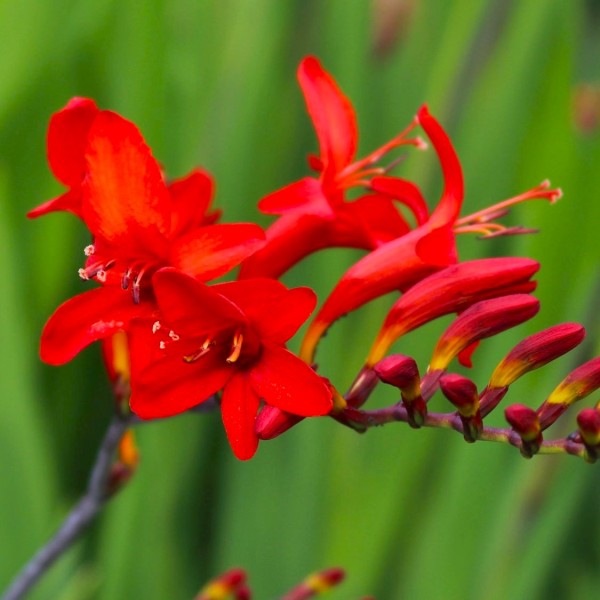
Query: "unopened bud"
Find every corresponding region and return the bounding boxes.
[430,295,540,371]
[538,356,600,428]
[577,408,600,447]
[195,568,247,600]
[374,355,425,427]
[505,404,542,458]
[256,406,304,440]
[345,367,379,408]
[281,567,345,600]
[489,323,585,388]
[439,374,482,442]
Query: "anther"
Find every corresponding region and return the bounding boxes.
[84,244,95,256]
[96,270,107,283]
[226,332,244,364]
[152,321,161,334]
[168,330,180,341]
[183,338,213,363]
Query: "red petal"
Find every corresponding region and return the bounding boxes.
[258,177,333,217]
[27,188,82,219]
[217,280,317,344]
[168,168,219,236]
[250,343,332,416]
[130,350,231,419]
[47,98,99,187]
[40,287,153,365]
[370,176,429,226]
[298,56,358,181]
[152,269,245,337]
[170,223,265,281]
[347,195,411,246]
[221,372,261,460]
[415,225,457,266]
[82,111,170,255]
[458,341,480,368]
[417,106,464,226]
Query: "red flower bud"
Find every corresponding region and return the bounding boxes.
[195,568,247,600]
[367,257,539,366]
[440,374,482,442]
[537,356,600,429]
[281,567,346,600]
[577,408,600,447]
[505,404,542,458]
[255,406,304,440]
[489,323,585,388]
[429,295,540,371]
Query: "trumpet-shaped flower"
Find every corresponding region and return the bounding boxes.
[129,270,333,460]
[240,56,428,279]
[40,110,264,365]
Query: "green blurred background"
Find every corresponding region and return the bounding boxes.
[2,1,600,598]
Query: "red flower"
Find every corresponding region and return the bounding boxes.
[129,270,333,460]
[300,104,464,363]
[40,110,264,365]
[240,56,428,279]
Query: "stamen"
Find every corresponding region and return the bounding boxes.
[159,341,166,350]
[168,330,180,341]
[226,332,244,364]
[84,244,95,256]
[152,321,161,334]
[78,268,89,281]
[457,180,562,228]
[183,338,214,363]
[96,270,107,283]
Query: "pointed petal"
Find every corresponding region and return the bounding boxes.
[221,372,261,460]
[170,223,264,281]
[258,177,333,217]
[130,350,231,419]
[40,288,153,365]
[169,168,219,236]
[298,56,358,180]
[152,269,246,337]
[417,106,464,226]
[250,343,332,416]
[217,280,317,344]
[415,225,457,266]
[82,111,170,255]
[27,188,82,219]
[370,176,429,226]
[47,97,99,186]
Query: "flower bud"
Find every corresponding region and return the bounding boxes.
[195,568,247,600]
[440,373,482,442]
[374,354,425,427]
[345,366,379,408]
[281,567,345,600]
[489,323,585,388]
[505,404,542,458]
[537,356,600,429]
[255,406,304,440]
[429,295,540,371]
[577,407,600,447]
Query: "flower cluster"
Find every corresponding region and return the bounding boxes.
[34,56,599,462]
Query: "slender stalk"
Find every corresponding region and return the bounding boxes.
[1,413,133,600]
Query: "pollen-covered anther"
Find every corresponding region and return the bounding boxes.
[78,268,89,281]
[96,270,107,283]
[226,332,244,364]
[84,244,95,256]
[168,330,179,341]
[505,403,542,458]
[152,321,161,334]
[184,338,214,363]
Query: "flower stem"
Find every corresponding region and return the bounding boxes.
[1,413,133,600]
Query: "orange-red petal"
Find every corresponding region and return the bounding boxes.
[82,110,171,256]
[250,342,332,416]
[298,56,358,181]
[221,372,261,460]
[47,97,99,187]
[170,222,265,281]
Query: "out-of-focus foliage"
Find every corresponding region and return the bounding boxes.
[1,1,599,598]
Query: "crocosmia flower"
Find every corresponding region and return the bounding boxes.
[129,269,333,460]
[240,55,428,279]
[40,110,264,365]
